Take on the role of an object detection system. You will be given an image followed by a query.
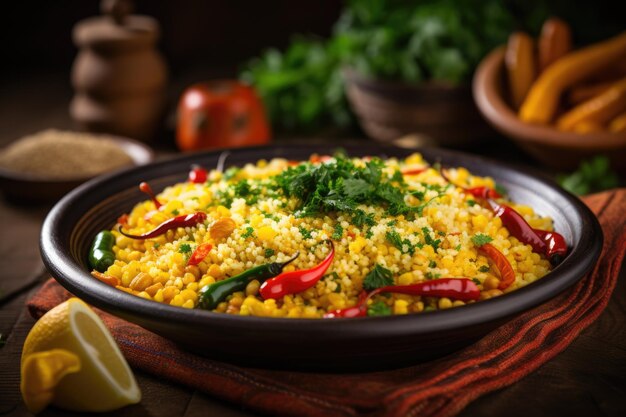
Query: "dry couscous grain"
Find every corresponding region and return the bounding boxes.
[94,153,556,318]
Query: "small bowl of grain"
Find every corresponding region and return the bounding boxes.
[0,130,154,203]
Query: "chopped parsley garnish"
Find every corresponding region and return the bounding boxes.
[455,244,462,251]
[422,227,441,251]
[242,227,255,238]
[472,278,481,285]
[299,226,313,239]
[387,220,398,227]
[223,166,240,180]
[495,183,507,196]
[479,265,490,272]
[467,199,477,207]
[471,233,493,247]
[386,231,419,255]
[414,185,450,216]
[425,272,441,280]
[410,190,425,201]
[352,210,376,227]
[391,170,405,184]
[171,209,180,215]
[272,155,420,227]
[215,189,234,208]
[428,260,437,268]
[178,243,192,254]
[363,264,394,291]
[332,223,344,240]
[264,248,276,258]
[367,301,392,317]
[153,242,160,249]
[261,210,280,221]
[233,179,261,205]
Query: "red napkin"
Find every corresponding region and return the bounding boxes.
[28,189,626,417]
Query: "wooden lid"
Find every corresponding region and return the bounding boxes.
[73,0,159,50]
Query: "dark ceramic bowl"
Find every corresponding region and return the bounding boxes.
[343,69,493,147]
[40,144,602,370]
[0,135,154,203]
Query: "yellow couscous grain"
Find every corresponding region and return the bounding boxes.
[95,153,560,318]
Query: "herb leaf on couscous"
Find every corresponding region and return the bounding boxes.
[363,264,394,291]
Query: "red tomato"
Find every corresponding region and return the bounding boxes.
[176,81,271,151]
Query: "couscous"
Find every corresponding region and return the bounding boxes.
[88,153,566,318]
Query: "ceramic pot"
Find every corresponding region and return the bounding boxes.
[343,69,493,147]
[70,12,167,141]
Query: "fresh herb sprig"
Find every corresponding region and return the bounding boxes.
[386,231,420,255]
[363,263,394,291]
[471,234,493,247]
[368,301,392,317]
[557,156,619,196]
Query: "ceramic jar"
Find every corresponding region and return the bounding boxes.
[70,7,167,141]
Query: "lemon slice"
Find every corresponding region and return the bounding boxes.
[21,298,141,413]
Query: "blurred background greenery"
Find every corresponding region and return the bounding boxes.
[241,0,624,133]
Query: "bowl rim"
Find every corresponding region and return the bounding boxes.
[473,47,626,149]
[40,144,603,339]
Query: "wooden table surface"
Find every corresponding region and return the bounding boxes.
[1,75,625,417]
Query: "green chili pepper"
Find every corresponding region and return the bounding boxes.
[198,252,299,310]
[88,231,116,272]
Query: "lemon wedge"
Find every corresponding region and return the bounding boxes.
[21,298,141,413]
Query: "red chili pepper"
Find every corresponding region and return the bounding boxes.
[487,200,568,265]
[465,186,502,199]
[324,278,480,318]
[91,271,121,288]
[117,213,129,226]
[532,228,568,265]
[119,212,207,240]
[478,243,516,290]
[488,200,547,255]
[139,181,162,209]
[188,242,212,266]
[323,291,368,318]
[259,242,335,299]
[309,154,333,164]
[440,169,501,199]
[401,167,428,176]
[188,165,208,183]
[373,278,481,301]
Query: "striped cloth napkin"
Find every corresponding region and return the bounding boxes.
[28,189,626,417]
